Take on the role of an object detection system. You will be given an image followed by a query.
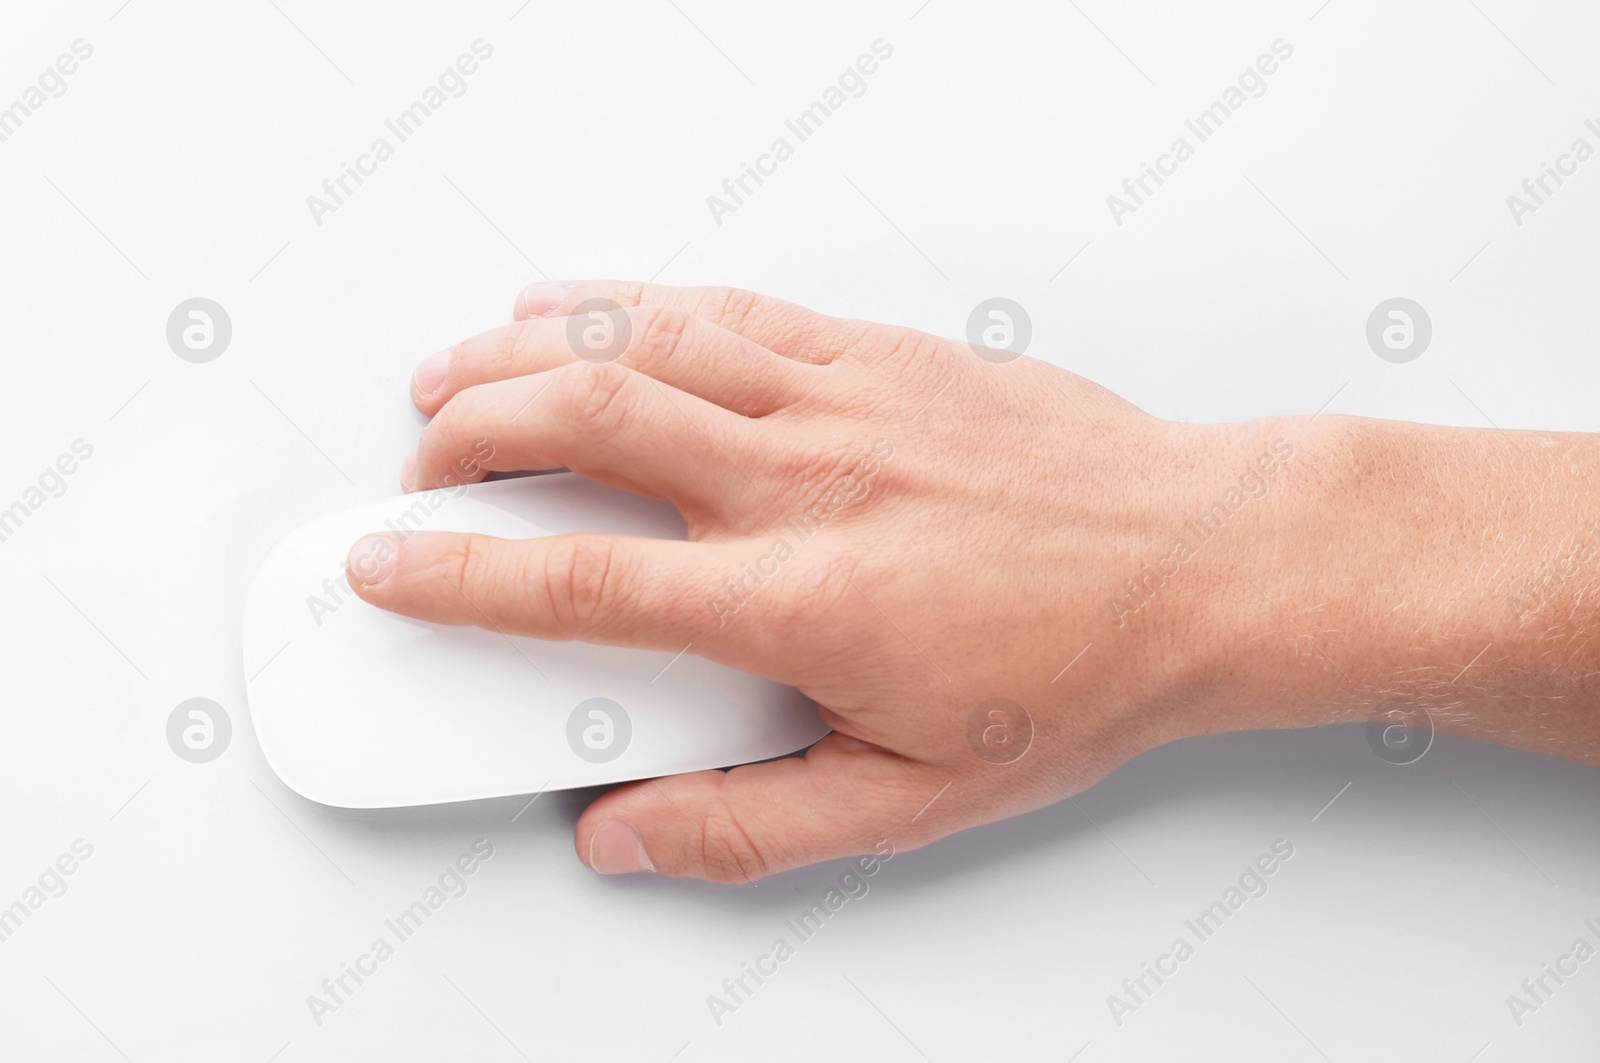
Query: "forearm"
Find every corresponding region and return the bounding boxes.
[1204,414,1600,764]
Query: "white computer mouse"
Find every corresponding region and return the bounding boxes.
[242,473,828,808]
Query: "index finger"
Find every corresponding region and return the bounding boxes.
[344,529,822,682]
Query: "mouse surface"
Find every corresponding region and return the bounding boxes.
[242,474,828,808]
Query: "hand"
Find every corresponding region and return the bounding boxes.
[353,273,1600,877]
[344,279,1290,882]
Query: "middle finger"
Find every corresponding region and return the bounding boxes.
[413,305,826,420]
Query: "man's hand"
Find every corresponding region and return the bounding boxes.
[345,280,1600,882]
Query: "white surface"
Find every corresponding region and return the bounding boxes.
[2,1,1598,1060]
[243,475,826,807]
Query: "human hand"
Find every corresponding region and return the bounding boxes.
[345,280,1319,882]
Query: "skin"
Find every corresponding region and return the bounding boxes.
[344,280,1600,883]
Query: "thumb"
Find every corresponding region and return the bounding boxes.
[575,734,941,883]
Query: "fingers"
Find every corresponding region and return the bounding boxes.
[345,529,739,658]
[575,733,941,882]
[513,280,851,365]
[348,524,873,687]
[408,363,761,511]
[413,306,825,420]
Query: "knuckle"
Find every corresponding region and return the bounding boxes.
[502,320,542,371]
[697,285,761,334]
[698,794,772,883]
[627,306,693,375]
[770,440,877,505]
[439,532,499,599]
[420,387,488,469]
[805,318,880,367]
[875,324,941,367]
[554,362,634,439]
[541,534,623,637]
[610,280,647,308]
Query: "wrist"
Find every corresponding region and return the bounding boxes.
[1178,414,1390,736]
[1106,415,1329,745]
[1193,412,1594,751]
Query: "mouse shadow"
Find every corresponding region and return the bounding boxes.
[273,727,1345,909]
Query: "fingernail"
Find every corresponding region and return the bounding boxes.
[589,820,654,875]
[518,283,568,319]
[400,449,417,492]
[414,349,450,395]
[347,534,399,587]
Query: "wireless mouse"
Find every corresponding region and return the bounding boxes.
[242,473,828,808]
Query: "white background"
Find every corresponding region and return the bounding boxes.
[3,0,1599,1059]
